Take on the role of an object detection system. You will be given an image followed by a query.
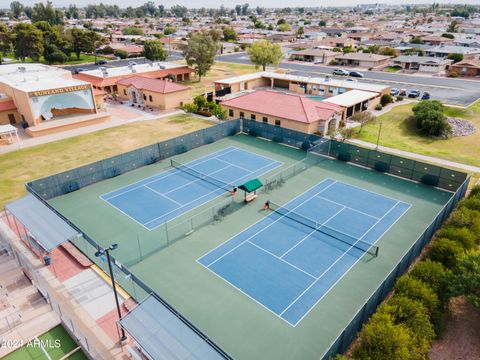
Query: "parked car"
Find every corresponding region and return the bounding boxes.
[421,92,431,100]
[73,68,88,74]
[399,89,407,96]
[95,59,107,65]
[349,71,364,78]
[408,89,421,98]
[333,68,349,76]
[390,88,399,96]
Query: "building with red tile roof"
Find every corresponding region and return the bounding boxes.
[221,90,343,135]
[116,76,190,110]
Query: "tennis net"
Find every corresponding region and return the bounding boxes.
[171,159,235,192]
[268,201,379,257]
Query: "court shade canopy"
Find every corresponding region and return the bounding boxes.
[120,294,226,360]
[5,194,80,252]
[238,178,263,193]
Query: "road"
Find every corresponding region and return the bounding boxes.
[62,51,480,106]
[216,52,480,107]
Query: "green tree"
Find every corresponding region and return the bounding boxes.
[223,27,238,42]
[436,226,477,251]
[450,252,480,308]
[181,31,219,81]
[163,25,177,35]
[143,40,167,61]
[13,23,44,61]
[412,100,451,137]
[10,1,24,19]
[67,28,90,60]
[277,23,291,32]
[410,36,424,44]
[447,53,463,63]
[394,275,440,317]
[319,20,326,26]
[31,1,64,25]
[447,20,459,33]
[0,24,13,65]
[171,5,188,18]
[122,26,144,36]
[114,49,128,59]
[296,26,304,38]
[247,40,283,71]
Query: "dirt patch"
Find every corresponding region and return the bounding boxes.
[430,296,480,360]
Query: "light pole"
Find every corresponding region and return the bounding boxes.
[95,244,127,343]
[375,121,383,150]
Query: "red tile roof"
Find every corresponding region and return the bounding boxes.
[0,100,16,112]
[222,90,342,123]
[116,76,189,94]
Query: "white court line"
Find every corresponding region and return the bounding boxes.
[246,240,317,280]
[202,179,338,268]
[101,147,238,201]
[144,185,183,206]
[332,179,412,205]
[290,201,412,327]
[142,160,280,228]
[279,200,400,319]
[216,156,253,173]
[314,194,380,220]
[279,205,346,259]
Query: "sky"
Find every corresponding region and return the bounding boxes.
[13,0,480,8]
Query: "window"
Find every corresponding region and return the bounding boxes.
[275,119,281,126]
[229,109,234,117]
[123,89,127,95]
[239,111,244,119]
[262,117,268,123]
[149,95,153,102]
[143,94,147,100]
[250,114,256,120]
[328,86,334,93]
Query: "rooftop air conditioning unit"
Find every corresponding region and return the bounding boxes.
[158,64,166,69]
[18,66,26,73]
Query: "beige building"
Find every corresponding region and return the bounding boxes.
[0,64,108,137]
[116,76,190,110]
[289,49,338,64]
[74,62,195,94]
[222,90,343,135]
[334,53,391,69]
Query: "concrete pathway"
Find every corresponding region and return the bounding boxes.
[348,138,480,173]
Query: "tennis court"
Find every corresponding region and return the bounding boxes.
[198,178,411,326]
[100,146,282,230]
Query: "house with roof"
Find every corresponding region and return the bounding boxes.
[116,77,190,109]
[391,55,453,73]
[289,49,338,64]
[221,90,343,135]
[425,45,480,59]
[334,52,391,69]
[450,59,480,77]
[74,62,194,94]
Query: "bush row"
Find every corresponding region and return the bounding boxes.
[340,185,480,360]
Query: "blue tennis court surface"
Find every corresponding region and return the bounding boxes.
[198,178,411,326]
[101,147,282,230]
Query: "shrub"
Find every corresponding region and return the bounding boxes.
[375,103,383,110]
[427,238,464,269]
[394,275,440,317]
[436,226,477,251]
[410,260,450,303]
[352,312,416,360]
[449,252,480,309]
[100,46,114,54]
[45,50,68,64]
[114,49,128,59]
[469,185,480,198]
[182,103,198,113]
[193,95,208,108]
[448,71,459,78]
[458,197,480,212]
[380,94,394,106]
[447,207,480,236]
[396,95,404,102]
[380,295,435,344]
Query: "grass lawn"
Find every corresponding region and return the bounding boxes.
[353,101,480,168]
[176,61,257,96]
[3,324,88,360]
[384,66,402,72]
[0,113,211,209]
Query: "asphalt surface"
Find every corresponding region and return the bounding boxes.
[62,51,479,106]
[217,52,480,107]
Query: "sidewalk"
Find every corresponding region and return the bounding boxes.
[348,138,480,174]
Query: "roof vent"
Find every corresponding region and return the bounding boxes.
[18,66,26,73]
[158,64,166,70]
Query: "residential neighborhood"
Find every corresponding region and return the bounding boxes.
[0,2,480,360]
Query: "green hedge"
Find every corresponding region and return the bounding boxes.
[348,185,480,360]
